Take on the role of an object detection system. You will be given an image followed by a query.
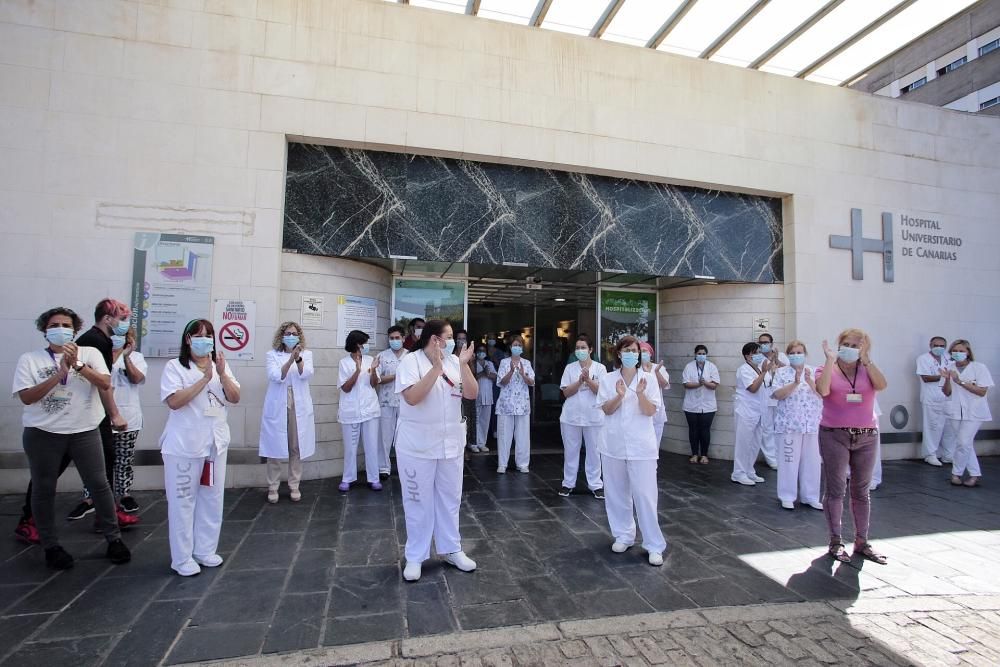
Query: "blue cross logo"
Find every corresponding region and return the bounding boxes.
[829,208,894,282]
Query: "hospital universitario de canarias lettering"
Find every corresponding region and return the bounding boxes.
[898,214,962,261]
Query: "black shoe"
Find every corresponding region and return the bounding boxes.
[107,539,131,564]
[45,545,74,570]
[592,488,605,500]
[119,496,140,513]
[558,486,573,497]
[379,472,390,481]
[66,501,94,521]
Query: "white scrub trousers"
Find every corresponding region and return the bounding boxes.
[397,452,464,562]
[497,414,530,469]
[949,419,982,478]
[560,423,603,490]
[475,403,492,449]
[760,405,778,466]
[378,407,399,474]
[653,422,665,448]
[732,416,764,480]
[343,418,380,484]
[922,402,954,460]
[776,432,821,505]
[163,448,228,574]
[602,456,666,555]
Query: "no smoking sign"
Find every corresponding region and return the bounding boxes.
[213,299,255,360]
[220,321,249,351]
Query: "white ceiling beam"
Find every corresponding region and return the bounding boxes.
[699,0,770,60]
[590,0,626,38]
[645,0,699,49]
[748,0,845,70]
[530,0,554,27]
[465,0,480,15]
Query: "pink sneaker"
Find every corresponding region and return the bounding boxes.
[338,481,350,492]
[370,481,383,491]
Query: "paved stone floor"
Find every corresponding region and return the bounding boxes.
[0,453,997,666]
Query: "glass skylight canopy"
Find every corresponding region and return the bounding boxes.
[392,0,980,86]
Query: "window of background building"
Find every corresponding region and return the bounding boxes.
[936,56,967,76]
[980,96,999,111]
[900,77,927,94]
[980,38,999,57]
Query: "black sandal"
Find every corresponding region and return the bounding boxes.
[854,542,888,565]
[828,542,851,563]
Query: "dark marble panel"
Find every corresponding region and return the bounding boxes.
[284,144,783,282]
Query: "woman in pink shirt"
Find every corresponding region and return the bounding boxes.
[815,328,888,565]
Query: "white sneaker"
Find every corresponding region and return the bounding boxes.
[806,501,824,511]
[403,561,422,582]
[731,474,755,486]
[517,466,529,473]
[193,554,223,567]
[497,466,506,474]
[766,461,778,471]
[924,455,943,467]
[611,541,630,553]
[443,551,477,572]
[780,501,794,510]
[648,552,663,566]
[266,489,279,504]
[479,445,490,453]
[869,483,879,492]
[173,560,201,577]
[751,474,766,483]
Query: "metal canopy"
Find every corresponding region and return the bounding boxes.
[395,0,981,86]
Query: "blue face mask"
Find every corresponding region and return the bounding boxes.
[389,339,403,351]
[443,339,456,355]
[951,351,967,363]
[190,336,214,357]
[695,354,707,363]
[575,349,589,361]
[759,343,772,354]
[620,351,639,368]
[111,335,127,350]
[45,327,74,346]
[361,343,370,355]
[476,351,486,360]
[282,335,300,349]
[788,353,805,366]
[837,347,860,363]
[112,320,130,336]
[931,346,946,357]
[751,353,765,365]
[640,352,652,364]
[511,345,523,357]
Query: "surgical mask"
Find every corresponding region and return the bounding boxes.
[45,328,74,346]
[389,339,403,351]
[111,335,127,350]
[837,347,860,363]
[190,336,214,356]
[751,353,765,365]
[511,345,523,357]
[951,351,968,363]
[413,328,423,339]
[361,343,370,355]
[476,352,486,360]
[282,335,300,348]
[788,353,805,367]
[695,354,707,363]
[931,346,946,357]
[574,349,589,362]
[620,351,639,368]
[487,339,496,346]
[640,352,652,364]
[760,343,772,354]
[112,320,130,336]
[443,339,455,355]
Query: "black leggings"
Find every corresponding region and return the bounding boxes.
[684,411,715,457]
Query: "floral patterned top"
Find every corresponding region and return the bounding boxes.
[495,357,534,416]
[773,365,822,434]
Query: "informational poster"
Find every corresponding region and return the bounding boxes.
[598,289,657,366]
[301,295,324,328]
[338,295,377,341]
[213,299,256,360]
[131,233,214,357]
[753,316,770,337]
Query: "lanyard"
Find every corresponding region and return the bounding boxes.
[836,361,859,392]
[746,361,769,387]
[46,349,68,386]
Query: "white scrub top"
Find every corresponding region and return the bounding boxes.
[559,360,606,426]
[394,349,466,459]
[681,360,720,413]
[649,365,670,425]
[337,354,381,424]
[916,352,951,404]
[946,362,994,422]
[474,359,496,406]
[111,351,147,432]
[595,369,662,460]
[159,358,238,458]
[734,363,765,422]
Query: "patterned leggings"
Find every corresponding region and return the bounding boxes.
[84,430,140,499]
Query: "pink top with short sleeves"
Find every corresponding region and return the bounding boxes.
[815,363,877,429]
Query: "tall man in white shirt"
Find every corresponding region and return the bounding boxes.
[732,342,770,485]
[916,335,954,466]
[757,333,787,470]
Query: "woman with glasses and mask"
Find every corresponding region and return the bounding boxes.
[394,319,479,582]
[160,319,240,576]
[815,328,887,565]
[596,335,667,566]
[942,339,992,488]
[260,322,315,503]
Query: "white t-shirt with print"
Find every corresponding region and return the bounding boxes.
[13,347,109,434]
[111,351,147,433]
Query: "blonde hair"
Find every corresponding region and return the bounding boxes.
[837,328,870,348]
[273,321,305,351]
[785,339,807,355]
[949,339,974,361]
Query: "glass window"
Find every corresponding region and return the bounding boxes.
[598,289,657,367]
[392,279,466,331]
[900,77,926,94]
[980,96,1000,110]
[980,38,1000,57]
[937,56,967,76]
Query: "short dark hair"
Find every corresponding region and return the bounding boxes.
[414,319,450,352]
[410,318,425,329]
[454,329,468,338]
[576,333,593,350]
[757,332,773,343]
[388,325,405,336]
[345,329,370,353]
[694,345,708,355]
[36,307,83,333]
[613,335,640,369]
[179,319,215,368]
[742,342,760,357]
[930,336,946,345]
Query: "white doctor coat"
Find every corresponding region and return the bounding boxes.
[259,349,316,460]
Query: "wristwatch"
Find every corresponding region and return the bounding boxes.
[74,360,85,373]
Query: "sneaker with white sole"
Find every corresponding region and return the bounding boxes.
[67,501,95,521]
[751,474,765,483]
[781,500,795,510]
[806,501,824,510]
[444,551,477,572]
[403,561,422,582]
[731,474,755,486]
[611,541,630,553]
[516,466,529,473]
[648,552,663,566]
[173,560,201,577]
[766,461,778,471]
[193,554,223,567]
[479,446,490,453]
[497,466,506,474]
[558,486,572,497]
[924,455,943,467]
[266,489,279,504]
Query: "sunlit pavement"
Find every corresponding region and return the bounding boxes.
[0,454,997,666]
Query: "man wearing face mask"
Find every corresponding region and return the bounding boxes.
[916,336,954,466]
[403,318,425,352]
[757,333,787,470]
[453,329,476,450]
[375,326,408,478]
[732,342,770,486]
